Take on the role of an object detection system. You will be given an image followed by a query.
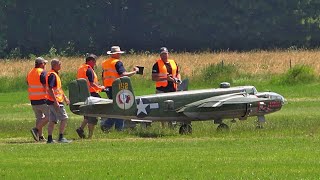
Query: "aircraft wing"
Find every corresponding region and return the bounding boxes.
[176,93,261,113]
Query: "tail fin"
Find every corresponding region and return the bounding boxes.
[68,78,90,114]
[112,77,137,114]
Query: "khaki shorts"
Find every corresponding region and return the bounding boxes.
[48,104,68,123]
[32,104,49,124]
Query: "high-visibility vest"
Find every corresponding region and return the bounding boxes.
[46,70,64,103]
[101,57,120,87]
[77,64,101,93]
[155,59,177,89]
[27,68,47,100]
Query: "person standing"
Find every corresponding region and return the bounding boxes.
[46,59,71,143]
[152,47,181,127]
[76,54,105,139]
[27,57,49,142]
[100,46,138,131]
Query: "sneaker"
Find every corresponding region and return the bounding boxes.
[58,137,72,143]
[39,136,47,142]
[76,128,86,139]
[30,128,39,141]
[46,140,56,144]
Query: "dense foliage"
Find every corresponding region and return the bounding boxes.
[1,0,320,57]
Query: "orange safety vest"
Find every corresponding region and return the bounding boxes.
[77,64,101,93]
[46,70,64,103]
[101,57,120,87]
[155,59,177,89]
[27,68,47,100]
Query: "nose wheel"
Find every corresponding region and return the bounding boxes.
[179,123,192,134]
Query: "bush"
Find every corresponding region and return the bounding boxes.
[200,62,239,86]
[274,64,317,85]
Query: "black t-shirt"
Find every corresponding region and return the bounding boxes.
[115,61,126,75]
[86,68,94,83]
[152,61,179,92]
[30,71,47,105]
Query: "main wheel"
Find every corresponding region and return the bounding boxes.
[179,124,192,134]
[217,123,229,131]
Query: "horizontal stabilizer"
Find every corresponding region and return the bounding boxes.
[84,96,113,105]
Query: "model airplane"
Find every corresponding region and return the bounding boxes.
[69,77,285,134]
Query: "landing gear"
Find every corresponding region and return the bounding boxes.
[179,123,192,134]
[217,123,229,131]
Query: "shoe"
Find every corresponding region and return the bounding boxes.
[30,128,39,141]
[76,128,86,139]
[39,136,47,142]
[46,140,56,144]
[58,137,72,143]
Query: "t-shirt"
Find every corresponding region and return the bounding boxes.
[152,61,179,92]
[86,68,94,83]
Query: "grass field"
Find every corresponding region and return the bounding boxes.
[1,51,320,179]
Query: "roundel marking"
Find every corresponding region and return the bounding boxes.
[116,89,134,110]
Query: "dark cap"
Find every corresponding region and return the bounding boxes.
[35,57,48,64]
[85,53,97,61]
[160,47,169,54]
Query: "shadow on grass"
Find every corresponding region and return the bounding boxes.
[134,131,166,138]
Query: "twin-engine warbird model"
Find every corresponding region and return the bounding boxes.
[69,77,285,134]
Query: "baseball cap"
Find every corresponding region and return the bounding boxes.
[35,57,48,64]
[160,47,169,54]
[85,53,97,61]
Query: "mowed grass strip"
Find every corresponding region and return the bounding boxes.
[0,137,320,179]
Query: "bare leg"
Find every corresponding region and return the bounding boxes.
[80,118,88,130]
[88,123,95,138]
[37,117,49,137]
[59,119,67,135]
[48,121,55,136]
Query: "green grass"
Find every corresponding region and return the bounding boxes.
[1,82,320,178]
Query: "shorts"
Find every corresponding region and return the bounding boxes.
[85,116,98,125]
[48,104,68,123]
[84,93,101,125]
[32,104,50,124]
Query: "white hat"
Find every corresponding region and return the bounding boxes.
[107,46,125,55]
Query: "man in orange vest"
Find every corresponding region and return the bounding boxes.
[100,46,139,131]
[76,54,105,139]
[152,47,181,127]
[27,57,49,142]
[46,59,71,143]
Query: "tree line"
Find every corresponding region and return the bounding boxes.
[1,0,320,58]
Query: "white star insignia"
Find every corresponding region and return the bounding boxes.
[136,98,149,115]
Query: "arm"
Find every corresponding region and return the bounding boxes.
[116,61,138,77]
[87,68,105,90]
[121,69,138,77]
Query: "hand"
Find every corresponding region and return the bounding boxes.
[100,85,105,91]
[54,101,60,110]
[64,95,70,105]
[166,75,175,82]
[174,78,182,84]
[133,67,139,73]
